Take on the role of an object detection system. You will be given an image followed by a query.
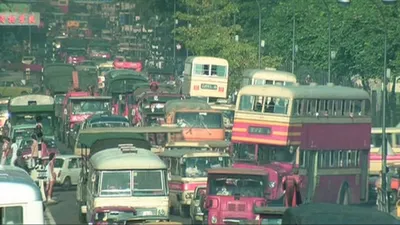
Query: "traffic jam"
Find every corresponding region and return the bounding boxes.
[0,2,399,225]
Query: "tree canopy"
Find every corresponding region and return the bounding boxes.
[170,0,400,86]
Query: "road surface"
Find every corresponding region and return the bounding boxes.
[47,141,190,224]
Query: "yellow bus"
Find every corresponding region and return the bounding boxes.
[182,56,229,101]
[241,69,297,87]
[370,127,400,175]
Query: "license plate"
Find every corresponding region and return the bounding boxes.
[201,84,217,90]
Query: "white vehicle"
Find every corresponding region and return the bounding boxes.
[241,69,297,88]
[30,155,81,190]
[0,166,44,224]
[77,144,169,223]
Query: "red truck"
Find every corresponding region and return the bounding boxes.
[60,90,111,144]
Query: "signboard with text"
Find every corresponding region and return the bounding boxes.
[0,12,40,26]
[73,0,113,3]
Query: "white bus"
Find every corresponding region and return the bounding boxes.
[77,144,169,223]
[0,166,44,224]
[182,56,229,101]
[241,69,297,87]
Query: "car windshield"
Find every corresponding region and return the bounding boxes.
[183,157,231,178]
[0,104,7,114]
[71,99,110,115]
[13,128,35,139]
[14,115,53,134]
[100,170,166,197]
[209,174,265,197]
[175,112,223,129]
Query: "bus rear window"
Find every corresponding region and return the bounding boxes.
[1,206,23,224]
[211,65,227,77]
[175,112,223,129]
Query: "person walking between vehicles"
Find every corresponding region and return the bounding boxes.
[46,152,56,203]
[282,167,302,207]
[30,134,39,168]
[14,150,30,174]
[1,136,11,165]
[10,138,18,166]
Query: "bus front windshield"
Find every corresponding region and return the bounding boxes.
[71,99,110,115]
[184,157,231,178]
[234,144,295,164]
[175,112,222,129]
[209,174,265,197]
[100,170,167,197]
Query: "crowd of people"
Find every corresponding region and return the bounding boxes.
[0,117,57,203]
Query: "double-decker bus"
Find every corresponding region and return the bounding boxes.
[182,56,229,102]
[370,127,400,175]
[241,69,297,88]
[232,83,371,205]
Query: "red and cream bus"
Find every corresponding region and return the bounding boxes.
[232,83,371,205]
[370,127,400,175]
[182,56,229,102]
[241,69,297,88]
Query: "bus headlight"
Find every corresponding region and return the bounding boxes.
[211,216,218,224]
[268,181,276,188]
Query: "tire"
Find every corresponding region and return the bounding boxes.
[340,185,350,205]
[62,177,72,191]
[179,204,189,218]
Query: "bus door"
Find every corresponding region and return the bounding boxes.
[306,151,318,203]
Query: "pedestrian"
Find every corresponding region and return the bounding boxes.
[10,138,18,166]
[30,134,39,168]
[282,167,302,207]
[1,136,11,165]
[14,150,30,174]
[46,152,56,203]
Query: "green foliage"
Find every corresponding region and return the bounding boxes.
[174,0,282,91]
[257,0,400,83]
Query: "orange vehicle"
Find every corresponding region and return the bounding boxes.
[164,99,225,141]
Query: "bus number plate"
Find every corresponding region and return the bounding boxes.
[248,126,271,135]
[201,84,217,90]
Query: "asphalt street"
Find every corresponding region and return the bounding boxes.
[47,141,190,224]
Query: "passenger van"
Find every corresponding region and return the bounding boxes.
[159,149,231,217]
[0,166,44,224]
[77,144,170,223]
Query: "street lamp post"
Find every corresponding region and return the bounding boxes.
[255,0,261,69]
[338,0,396,213]
[322,0,332,83]
[173,0,177,75]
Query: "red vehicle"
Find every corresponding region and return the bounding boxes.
[113,56,142,72]
[65,48,86,65]
[203,168,268,224]
[232,84,371,205]
[60,90,111,143]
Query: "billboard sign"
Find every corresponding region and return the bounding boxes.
[0,12,40,26]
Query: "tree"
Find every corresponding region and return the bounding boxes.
[174,0,282,91]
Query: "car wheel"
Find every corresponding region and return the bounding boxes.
[62,176,72,191]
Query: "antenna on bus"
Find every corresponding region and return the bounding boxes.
[118,144,138,153]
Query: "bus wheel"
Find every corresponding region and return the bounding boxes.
[179,204,189,218]
[339,183,350,205]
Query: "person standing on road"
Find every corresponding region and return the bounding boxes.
[46,152,56,203]
[1,136,10,165]
[10,138,18,166]
[30,134,39,168]
[14,150,30,174]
